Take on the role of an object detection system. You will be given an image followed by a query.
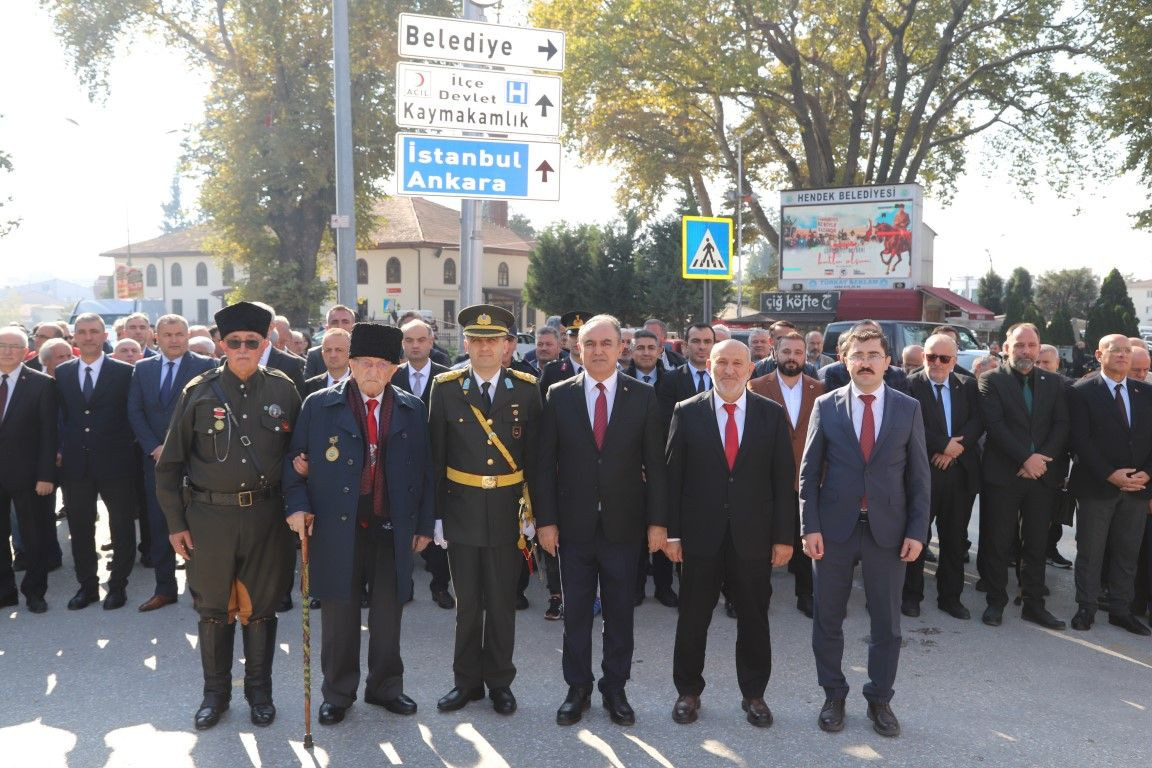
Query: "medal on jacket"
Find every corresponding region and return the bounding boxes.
[325,436,339,462]
[213,406,226,432]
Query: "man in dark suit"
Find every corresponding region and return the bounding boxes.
[127,314,215,612]
[902,333,983,619]
[665,339,795,727]
[799,327,931,738]
[285,323,435,725]
[1067,334,1152,635]
[390,317,453,609]
[538,311,590,395]
[0,327,58,613]
[303,305,357,379]
[56,313,139,610]
[251,303,306,395]
[977,322,1069,630]
[303,328,351,397]
[752,321,819,378]
[536,314,668,727]
[642,318,686,370]
[657,323,716,427]
[748,331,824,617]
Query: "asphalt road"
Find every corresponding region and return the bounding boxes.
[1,502,1150,768]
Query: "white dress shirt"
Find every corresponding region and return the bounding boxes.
[160,354,183,393]
[408,359,433,399]
[687,364,711,392]
[1105,374,1131,424]
[848,382,885,442]
[583,371,618,427]
[713,390,747,444]
[327,369,352,388]
[78,353,107,389]
[928,375,953,436]
[778,375,804,429]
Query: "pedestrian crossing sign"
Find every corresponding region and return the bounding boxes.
[682,216,733,279]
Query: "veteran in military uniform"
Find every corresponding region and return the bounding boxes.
[155,301,301,731]
[430,304,541,715]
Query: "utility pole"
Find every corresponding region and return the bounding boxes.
[458,1,489,344]
[332,0,357,311]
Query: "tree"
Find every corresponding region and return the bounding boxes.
[976,269,1005,315]
[1045,308,1076,346]
[1034,267,1098,322]
[742,238,779,313]
[591,213,645,324]
[507,213,537,241]
[1000,267,1046,334]
[635,210,732,328]
[0,118,18,238]
[159,174,194,234]
[1085,268,1139,347]
[532,0,1100,240]
[45,0,454,324]
[522,223,599,315]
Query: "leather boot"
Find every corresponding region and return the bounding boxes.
[194,620,235,730]
[242,617,278,726]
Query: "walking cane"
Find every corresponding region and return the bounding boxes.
[301,534,314,750]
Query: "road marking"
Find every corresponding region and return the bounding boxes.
[1025,624,1152,670]
[622,734,676,768]
[578,730,627,768]
[380,742,403,764]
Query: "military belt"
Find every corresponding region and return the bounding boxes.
[446,467,524,490]
[190,486,279,507]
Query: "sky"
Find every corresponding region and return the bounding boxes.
[2,2,1150,296]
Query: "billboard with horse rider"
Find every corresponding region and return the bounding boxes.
[778,183,923,288]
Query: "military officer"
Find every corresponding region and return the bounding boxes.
[155,301,301,731]
[430,304,541,715]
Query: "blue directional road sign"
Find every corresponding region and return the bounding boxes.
[681,216,733,279]
[395,133,561,201]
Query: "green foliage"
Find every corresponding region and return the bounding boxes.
[506,213,537,241]
[1000,267,1046,334]
[976,270,1004,315]
[523,223,599,315]
[1085,268,1139,347]
[1045,307,1076,346]
[0,118,18,238]
[1034,267,1098,321]
[160,174,195,234]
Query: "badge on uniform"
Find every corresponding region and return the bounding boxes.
[213,406,226,431]
[266,403,284,418]
[512,426,522,439]
[325,436,339,462]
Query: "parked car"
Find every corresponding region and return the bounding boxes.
[823,320,986,371]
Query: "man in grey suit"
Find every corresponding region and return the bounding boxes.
[799,327,930,738]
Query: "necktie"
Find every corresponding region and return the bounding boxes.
[411,370,423,399]
[723,402,738,470]
[1115,383,1129,428]
[83,366,94,401]
[1022,377,1035,451]
[159,361,175,406]
[0,373,8,422]
[481,381,492,411]
[696,370,708,393]
[642,374,651,384]
[934,383,949,435]
[365,398,379,464]
[859,394,876,462]
[593,382,608,450]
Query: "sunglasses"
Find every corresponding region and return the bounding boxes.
[224,338,262,350]
[925,354,953,364]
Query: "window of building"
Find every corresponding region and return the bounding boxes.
[172,298,183,315]
[171,263,183,286]
[443,257,456,285]
[197,299,209,324]
[386,257,401,283]
[145,264,157,287]
[357,258,368,285]
[443,299,456,326]
[195,261,208,286]
[497,262,509,287]
[222,262,235,285]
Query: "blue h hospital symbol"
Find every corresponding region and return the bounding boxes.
[506,80,528,105]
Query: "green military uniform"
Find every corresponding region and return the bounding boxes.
[154,301,301,730]
[429,305,541,702]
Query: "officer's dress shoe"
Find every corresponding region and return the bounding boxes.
[938,600,971,620]
[1021,605,1066,630]
[981,604,1003,626]
[672,693,700,724]
[818,697,845,732]
[556,686,592,725]
[655,587,679,608]
[138,594,177,612]
[194,702,228,730]
[318,701,346,725]
[867,701,901,737]
[249,702,276,726]
[432,590,456,609]
[102,590,127,610]
[1071,607,1095,631]
[1047,550,1073,568]
[437,685,484,712]
[67,589,100,611]
[489,686,517,715]
[366,691,418,715]
[602,689,635,725]
[900,599,920,618]
[1109,614,1152,636]
[26,597,48,614]
[796,594,814,618]
[742,697,773,728]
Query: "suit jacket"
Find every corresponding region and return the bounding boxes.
[538,356,582,396]
[748,371,823,491]
[283,381,435,601]
[978,364,1069,488]
[662,346,687,369]
[752,357,819,379]
[820,361,909,394]
[127,351,215,454]
[657,363,711,429]
[534,372,667,546]
[267,346,306,394]
[56,356,137,481]
[304,345,324,379]
[624,361,665,388]
[906,369,984,496]
[391,361,450,407]
[1068,375,1152,500]
[666,391,796,558]
[0,364,58,489]
[303,373,332,398]
[799,385,931,548]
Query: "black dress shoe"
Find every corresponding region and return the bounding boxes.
[867,701,900,737]
[1047,550,1073,569]
[1109,614,1152,636]
[556,686,592,725]
[0,593,18,609]
[724,600,737,619]
[982,604,1003,626]
[1021,605,1066,630]
[103,590,127,610]
[665,693,696,724]
[489,686,517,715]
[250,702,276,726]
[1071,607,1095,631]
[923,548,937,563]
[67,589,100,611]
[742,697,773,728]
[318,701,346,725]
[515,594,529,610]
[975,578,988,592]
[818,697,845,732]
[309,597,321,610]
[796,594,814,618]
[432,590,456,609]
[366,692,417,715]
[194,703,228,730]
[900,599,920,618]
[937,600,970,620]
[26,597,48,614]
[437,685,485,712]
[655,587,679,608]
[602,689,635,725]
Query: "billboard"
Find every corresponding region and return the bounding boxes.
[114,265,144,299]
[779,184,923,289]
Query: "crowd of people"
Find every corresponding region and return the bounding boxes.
[1,300,1149,740]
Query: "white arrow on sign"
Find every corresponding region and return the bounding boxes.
[398,13,565,72]
[395,62,562,137]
